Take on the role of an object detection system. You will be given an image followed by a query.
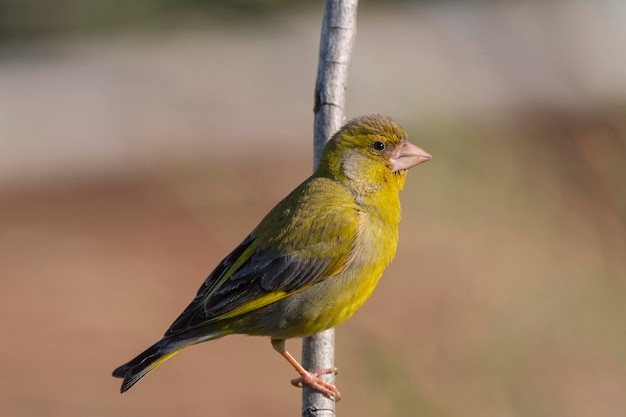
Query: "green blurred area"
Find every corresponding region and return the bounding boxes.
[0,0,314,40]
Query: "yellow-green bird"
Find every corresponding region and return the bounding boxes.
[112,114,431,400]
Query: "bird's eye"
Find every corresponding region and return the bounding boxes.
[371,141,385,151]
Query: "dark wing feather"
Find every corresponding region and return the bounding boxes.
[164,177,358,337]
[203,250,334,317]
[164,238,343,337]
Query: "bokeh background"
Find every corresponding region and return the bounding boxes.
[1,0,626,416]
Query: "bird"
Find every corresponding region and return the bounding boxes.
[112,114,431,400]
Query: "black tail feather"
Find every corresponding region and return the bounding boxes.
[113,339,182,393]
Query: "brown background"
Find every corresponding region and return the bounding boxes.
[1,2,626,416]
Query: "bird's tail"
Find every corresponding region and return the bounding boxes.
[112,338,187,393]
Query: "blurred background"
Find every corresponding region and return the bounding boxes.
[1,0,626,416]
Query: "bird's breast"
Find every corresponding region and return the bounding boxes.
[287,206,400,336]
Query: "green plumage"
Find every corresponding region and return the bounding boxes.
[113,114,430,396]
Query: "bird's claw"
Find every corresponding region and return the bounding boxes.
[290,368,341,401]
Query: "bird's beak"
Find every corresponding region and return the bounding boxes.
[389,140,432,172]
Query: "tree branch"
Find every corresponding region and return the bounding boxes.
[303,1,358,416]
[312,0,358,170]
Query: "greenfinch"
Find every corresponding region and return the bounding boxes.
[112,114,431,400]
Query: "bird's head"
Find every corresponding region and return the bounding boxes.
[318,114,431,193]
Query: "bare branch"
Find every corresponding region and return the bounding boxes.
[303,1,358,416]
[312,0,359,169]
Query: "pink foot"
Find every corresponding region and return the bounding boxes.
[290,368,340,401]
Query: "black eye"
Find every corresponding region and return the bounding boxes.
[371,141,385,151]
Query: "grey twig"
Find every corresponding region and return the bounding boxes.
[303,1,358,417]
[312,0,359,170]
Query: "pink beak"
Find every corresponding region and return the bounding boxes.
[389,140,432,172]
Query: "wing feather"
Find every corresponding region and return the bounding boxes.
[164,178,357,337]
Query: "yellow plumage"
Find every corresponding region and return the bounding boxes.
[112,114,431,400]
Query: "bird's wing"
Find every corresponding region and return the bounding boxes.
[165,180,358,337]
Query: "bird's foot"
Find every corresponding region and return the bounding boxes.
[290,368,341,401]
